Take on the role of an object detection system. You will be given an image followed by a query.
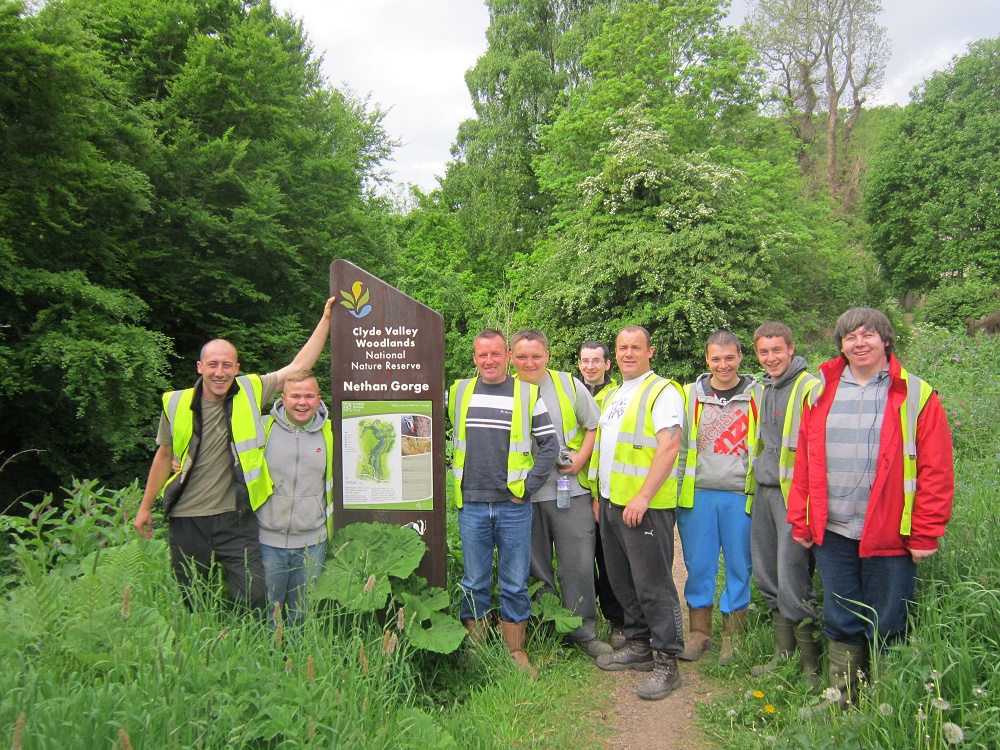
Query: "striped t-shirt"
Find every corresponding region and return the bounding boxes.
[824,366,890,540]
[461,377,559,503]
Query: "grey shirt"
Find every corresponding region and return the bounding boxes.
[824,365,890,540]
[532,373,600,502]
[755,356,810,488]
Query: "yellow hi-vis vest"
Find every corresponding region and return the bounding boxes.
[259,415,335,539]
[448,376,539,509]
[749,371,820,505]
[528,369,594,490]
[678,381,762,512]
[588,375,685,509]
[593,380,617,410]
[161,374,269,512]
[899,367,933,535]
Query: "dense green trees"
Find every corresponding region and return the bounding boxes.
[0,0,392,501]
[864,37,1000,295]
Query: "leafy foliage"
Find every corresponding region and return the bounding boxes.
[864,37,1000,293]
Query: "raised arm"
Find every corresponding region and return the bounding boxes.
[274,296,336,390]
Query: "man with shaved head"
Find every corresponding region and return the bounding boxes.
[133,297,335,611]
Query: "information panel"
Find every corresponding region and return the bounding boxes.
[342,400,433,510]
[329,260,446,587]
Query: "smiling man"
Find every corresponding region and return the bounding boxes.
[510,330,609,658]
[448,329,558,676]
[675,330,760,665]
[788,308,954,711]
[747,322,822,685]
[254,370,333,629]
[590,326,686,701]
[133,297,336,612]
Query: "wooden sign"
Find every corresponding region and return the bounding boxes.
[328,260,446,587]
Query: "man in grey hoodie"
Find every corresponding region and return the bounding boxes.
[255,370,333,629]
[748,322,822,685]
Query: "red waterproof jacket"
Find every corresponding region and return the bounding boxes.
[786,354,954,557]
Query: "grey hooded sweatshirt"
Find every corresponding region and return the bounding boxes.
[256,400,330,549]
[754,355,810,488]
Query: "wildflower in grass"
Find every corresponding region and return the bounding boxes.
[764,705,775,714]
[933,698,952,711]
[925,682,935,693]
[360,642,370,676]
[973,686,987,698]
[753,690,764,699]
[917,707,926,721]
[12,712,25,750]
[822,687,842,702]
[942,723,965,745]
[121,585,131,619]
[879,703,894,717]
[727,709,737,718]
[930,669,941,680]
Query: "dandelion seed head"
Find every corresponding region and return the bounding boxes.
[973,686,987,698]
[822,687,842,702]
[933,698,951,711]
[942,723,964,744]
[879,703,894,717]
[930,669,941,680]
[925,682,936,693]
[727,709,737,718]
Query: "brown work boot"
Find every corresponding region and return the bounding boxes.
[636,651,682,700]
[718,608,747,665]
[678,605,713,661]
[500,620,538,678]
[751,610,796,676]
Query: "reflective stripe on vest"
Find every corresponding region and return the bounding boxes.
[258,414,335,536]
[588,375,685,509]
[678,381,760,511]
[546,369,593,490]
[748,371,821,505]
[161,375,268,508]
[899,368,933,536]
[448,377,537,508]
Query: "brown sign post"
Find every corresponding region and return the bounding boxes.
[328,260,446,587]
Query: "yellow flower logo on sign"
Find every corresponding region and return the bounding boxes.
[340,281,372,318]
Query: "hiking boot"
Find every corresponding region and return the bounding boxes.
[751,610,796,676]
[610,626,627,650]
[636,651,681,700]
[678,605,713,661]
[577,638,614,658]
[500,620,538,678]
[596,639,654,672]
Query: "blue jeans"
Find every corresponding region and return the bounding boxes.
[677,490,752,614]
[813,531,916,648]
[260,541,327,629]
[458,499,533,623]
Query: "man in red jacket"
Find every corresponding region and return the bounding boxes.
[788,307,953,710]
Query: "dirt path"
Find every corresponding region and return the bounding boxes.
[598,529,717,750]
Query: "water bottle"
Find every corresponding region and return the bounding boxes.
[556,477,571,509]
[556,449,573,509]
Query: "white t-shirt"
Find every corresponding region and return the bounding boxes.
[598,370,684,499]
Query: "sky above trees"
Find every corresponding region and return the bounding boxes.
[279,0,993,191]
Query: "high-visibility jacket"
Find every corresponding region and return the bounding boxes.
[448,376,539,508]
[589,374,685,509]
[678,379,761,512]
[593,379,617,410]
[523,369,594,490]
[160,375,269,514]
[749,371,820,505]
[259,415,335,539]
[787,354,954,556]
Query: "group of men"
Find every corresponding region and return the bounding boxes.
[132,300,953,709]
[449,309,954,704]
